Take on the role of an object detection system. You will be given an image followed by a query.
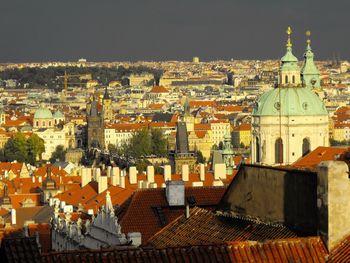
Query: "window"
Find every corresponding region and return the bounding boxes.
[302,138,310,157]
[275,138,283,164]
[292,75,295,84]
[285,75,288,84]
[255,137,260,163]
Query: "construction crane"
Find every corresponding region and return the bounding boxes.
[57,71,91,99]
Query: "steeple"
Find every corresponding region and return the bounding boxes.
[279,26,301,87]
[301,30,321,89]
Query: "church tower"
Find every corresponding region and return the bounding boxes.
[87,96,105,149]
[102,87,113,122]
[251,27,329,166]
[278,27,301,86]
[301,31,321,89]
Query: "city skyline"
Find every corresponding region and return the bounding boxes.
[0,0,349,62]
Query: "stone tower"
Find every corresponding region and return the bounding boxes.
[87,97,104,149]
[301,31,321,89]
[102,87,113,122]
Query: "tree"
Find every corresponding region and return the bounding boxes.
[27,134,45,164]
[127,128,152,158]
[50,145,66,163]
[196,150,206,164]
[150,129,167,156]
[3,133,28,162]
[218,141,224,150]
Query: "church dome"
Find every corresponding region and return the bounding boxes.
[53,110,64,118]
[252,87,328,116]
[34,107,53,119]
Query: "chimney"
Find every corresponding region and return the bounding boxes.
[32,176,35,183]
[38,176,42,183]
[95,168,101,182]
[129,166,137,184]
[137,180,144,189]
[98,176,108,194]
[185,203,190,219]
[212,180,224,187]
[147,166,154,183]
[127,232,141,247]
[11,209,16,225]
[111,167,120,186]
[106,166,112,177]
[166,181,185,206]
[60,201,66,210]
[200,163,205,181]
[81,168,92,187]
[317,161,350,251]
[192,181,204,187]
[164,165,171,181]
[214,163,226,180]
[120,174,125,188]
[182,164,189,181]
[149,183,157,188]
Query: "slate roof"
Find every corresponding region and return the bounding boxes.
[146,207,297,249]
[152,113,175,123]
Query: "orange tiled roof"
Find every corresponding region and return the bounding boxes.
[291,146,347,169]
[117,187,227,244]
[149,86,169,93]
[189,100,216,108]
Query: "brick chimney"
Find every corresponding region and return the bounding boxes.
[111,167,120,186]
[317,161,350,251]
[164,165,171,181]
[182,164,189,181]
[81,167,92,187]
[98,176,108,194]
[200,163,205,181]
[147,166,154,183]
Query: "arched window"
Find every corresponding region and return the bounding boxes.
[302,138,310,156]
[275,138,283,164]
[285,75,288,84]
[256,137,260,163]
[292,75,295,84]
[36,121,39,127]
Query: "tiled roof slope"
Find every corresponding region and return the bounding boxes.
[291,146,347,169]
[146,207,297,248]
[40,238,327,263]
[117,187,226,244]
[0,237,41,263]
[328,234,350,262]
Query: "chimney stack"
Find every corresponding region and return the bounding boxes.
[200,163,205,181]
[147,166,154,183]
[164,165,171,181]
[214,163,226,180]
[317,161,350,251]
[166,181,185,206]
[106,166,112,177]
[182,164,189,181]
[81,168,92,187]
[111,167,120,186]
[11,209,16,225]
[120,174,125,188]
[98,176,108,194]
[129,166,137,184]
[95,168,101,182]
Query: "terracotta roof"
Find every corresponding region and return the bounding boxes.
[117,187,226,244]
[149,86,169,93]
[329,233,350,262]
[291,146,347,169]
[146,207,297,249]
[0,237,41,263]
[40,237,327,262]
[189,100,216,108]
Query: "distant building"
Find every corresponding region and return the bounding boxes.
[87,97,104,149]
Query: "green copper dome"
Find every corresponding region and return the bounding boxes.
[252,87,328,116]
[34,107,53,119]
[53,110,64,118]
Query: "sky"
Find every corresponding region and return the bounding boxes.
[0,0,349,62]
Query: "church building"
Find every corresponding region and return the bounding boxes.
[251,27,329,165]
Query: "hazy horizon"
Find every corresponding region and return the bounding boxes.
[0,0,349,63]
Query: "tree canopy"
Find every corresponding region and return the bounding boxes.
[50,145,66,163]
[1,133,45,165]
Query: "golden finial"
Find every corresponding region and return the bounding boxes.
[286,26,292,48]
[306,30,311,45]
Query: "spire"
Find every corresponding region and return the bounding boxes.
[286,26,293,48]
[103,87,110,100]
[301,30,321,89]
[279,26,300,86]
[105,190,114,215]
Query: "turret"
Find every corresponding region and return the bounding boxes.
[301,31,321,89]
[278,26,301,87]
